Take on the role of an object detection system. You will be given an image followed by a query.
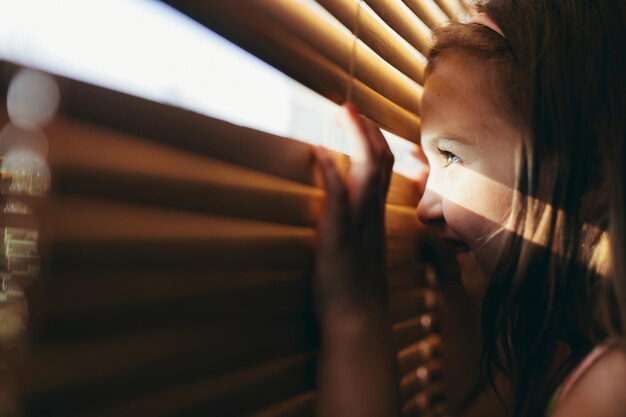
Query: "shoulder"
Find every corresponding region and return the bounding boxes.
[552,343,626,417]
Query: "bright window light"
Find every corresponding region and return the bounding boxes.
[0,0,419,177]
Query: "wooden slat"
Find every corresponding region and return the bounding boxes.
[251,0,423,115]
[316,0,427,84]
[162,0,422,143]
[393,313,439,350]
[389,289,438,324]
[17,76,420,208]
[37,196,313,271]
[61,353,318,417]
[29,264,428,340]
[397,335,441,375]
[45,115,420,222]
[21,322,317,416]
[401,0,450,28]
[28,270,313,343]
[400,383,445,417]
[36,194,421,269]
[4,69,423,208]
[45,116,321,227]
[399,359,442,402]
[246,392,315,417]
[363,0,433,55]
[53,74,316,185]
[388,264,427,293]
[433,0,466,21]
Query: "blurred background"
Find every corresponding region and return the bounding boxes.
[0,1,480,416]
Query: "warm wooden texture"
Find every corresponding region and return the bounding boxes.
[400,383,446,417]
[401,0,450,28]
[36,77,420,207]
[24,353,318,417]
[363,0,433,55]
[397,334,442,375]
[399,359,442,402]
[433,0,467,20]
[250,0,423,115]
[27,269,314,343]
[0,62,445,417]
[36,197,421,268]
[246,391,315,417]
[316,0,427,84]
[37,196,314,271]
[393,313,440,351]
[43,115,419,220]
[389,289,438,324]
[163,0,422,143]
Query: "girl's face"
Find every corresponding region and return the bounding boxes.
[417,54,521,295]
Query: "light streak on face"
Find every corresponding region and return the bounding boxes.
[417,54,520,295]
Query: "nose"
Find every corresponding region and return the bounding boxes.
[417,184,444,225]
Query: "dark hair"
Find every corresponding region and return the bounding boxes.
[426,1,626,416]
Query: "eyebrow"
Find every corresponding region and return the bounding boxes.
[433,134,475,147]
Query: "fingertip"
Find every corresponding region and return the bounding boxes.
[342,103,362,125]
[342,102,357,114]
[314,144,329,161]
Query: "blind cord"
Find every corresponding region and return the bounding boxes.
[345,0,362,104]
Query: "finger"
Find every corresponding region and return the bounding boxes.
[411,145,429,198]
[362,118,394,195]
[340,103,376,165]
[360,114,386,157]
[313,146,349,238]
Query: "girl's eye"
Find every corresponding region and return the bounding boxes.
[437,148,462,167]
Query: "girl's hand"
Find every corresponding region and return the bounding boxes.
[313,103,395,318]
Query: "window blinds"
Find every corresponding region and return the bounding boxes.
[2,0,470,415]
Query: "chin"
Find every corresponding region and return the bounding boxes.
[457,250,489,297]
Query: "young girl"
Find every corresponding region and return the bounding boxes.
[312,1,626,416]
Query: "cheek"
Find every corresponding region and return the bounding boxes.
[442,170,513,247]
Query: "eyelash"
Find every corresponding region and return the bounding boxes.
[437,148,462,167]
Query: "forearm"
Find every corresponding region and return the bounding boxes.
[316,304,400,417]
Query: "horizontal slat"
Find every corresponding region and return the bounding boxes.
[397,335,441,375]
[401,0,449,28]
[28,270,313,343]
[44,116,420,221]
[35,234,422,317]
[433,0,467,21]
[393,313,439,350]
[17,75,420,208]
[400,360,442,403]
[53,74,316,185]
[316,0,426,84]
[37,196,421,271]
[61,353,318,417]
[22,322,317,415]
[46,117,320,227]
[254,0,423,115]
[245,392,315,417]
[400,383,445,417]
[389,289,438,324]
[388,264,427,292]
[31,270,309,318]
[363,0,433,55]
[29,267,431,344]
[38,196,314,270]
[162,0,422,143]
